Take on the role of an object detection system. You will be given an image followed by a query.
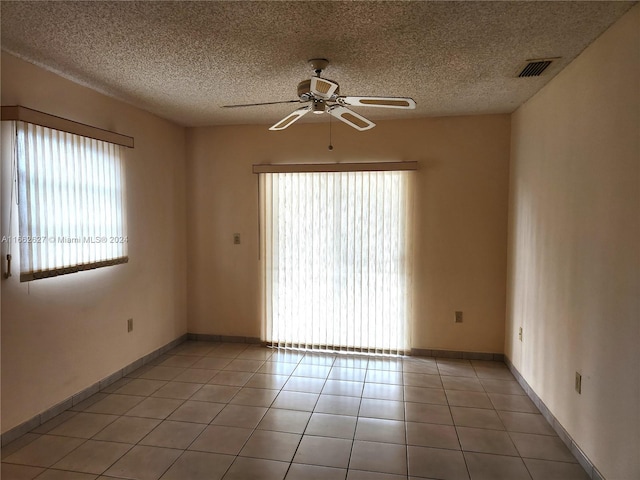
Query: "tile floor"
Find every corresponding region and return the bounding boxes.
[1,341,589,480]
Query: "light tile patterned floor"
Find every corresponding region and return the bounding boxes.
[1,341,589,480]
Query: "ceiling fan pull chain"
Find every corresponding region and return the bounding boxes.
[328,113,333,151]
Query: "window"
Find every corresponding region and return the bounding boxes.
[260,168,414,354]
[15,121,127,281]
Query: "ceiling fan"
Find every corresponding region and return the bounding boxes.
[222,59,416,131]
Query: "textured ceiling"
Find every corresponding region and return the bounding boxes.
[0,1,635,127]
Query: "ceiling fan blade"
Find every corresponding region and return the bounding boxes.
[269,106,311,131]
[310,77,339,100]
[328,106,375,131]
[222,100,301,108]
[337,96,416,109]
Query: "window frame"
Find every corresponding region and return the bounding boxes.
[11,118,130,281]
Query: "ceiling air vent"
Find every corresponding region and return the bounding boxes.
[517,58,558,78]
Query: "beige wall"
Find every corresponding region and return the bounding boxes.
[187,114,510,353]
[506,5,639,480]
[0,53,510,433]
[1,53,188,433]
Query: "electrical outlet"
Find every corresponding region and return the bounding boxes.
[454,311,463,323]
[518,327,523,341]
[575,372,582,394]
[233,233,241,245]
[127,318,133,332]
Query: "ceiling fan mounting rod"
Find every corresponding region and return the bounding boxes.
[309,58,329,77]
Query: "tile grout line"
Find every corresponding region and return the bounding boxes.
[1,333,189,447]
[504,355,601,480]
[179,342,255,478]
[4,343,585,480]
[281,353,335,478]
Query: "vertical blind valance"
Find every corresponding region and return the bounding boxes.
[15,121,128,281]
[253,161,418,174]
[1,106,134,148]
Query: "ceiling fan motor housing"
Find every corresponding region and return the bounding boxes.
[297,79,340,102]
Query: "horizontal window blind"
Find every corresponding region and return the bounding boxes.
[16,121,128,281]
[260,170,414,355]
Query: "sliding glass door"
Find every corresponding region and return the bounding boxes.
[260,170,414,354]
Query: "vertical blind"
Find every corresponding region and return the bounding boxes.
[16,121,128,281]
[260,170,414,354]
